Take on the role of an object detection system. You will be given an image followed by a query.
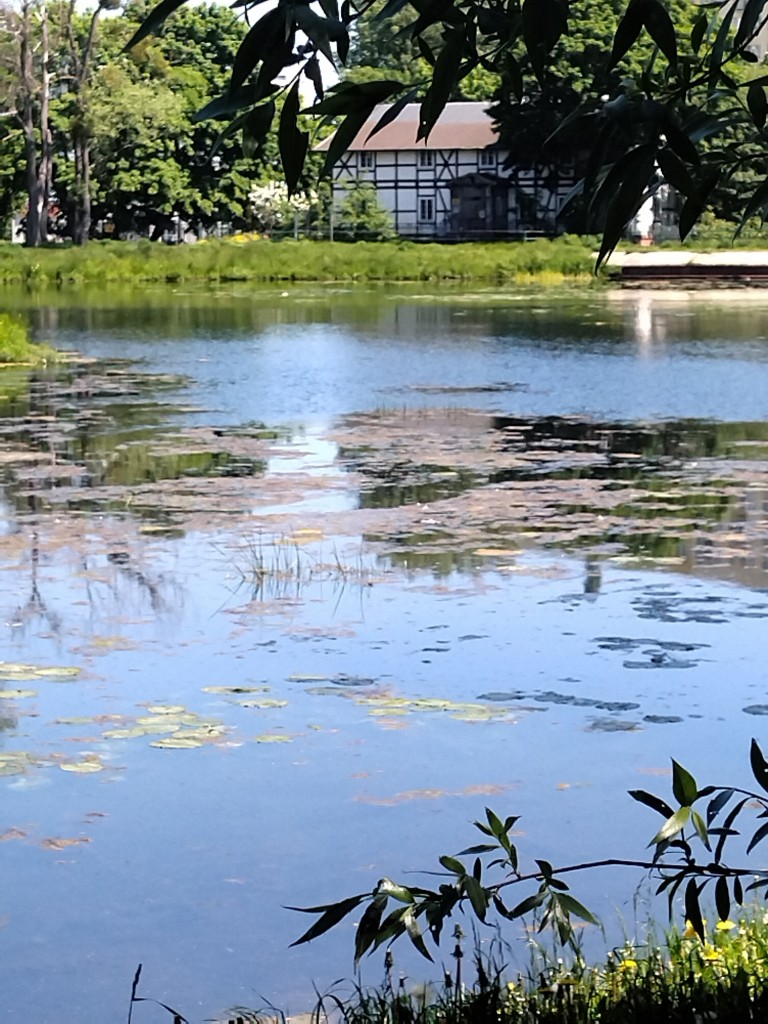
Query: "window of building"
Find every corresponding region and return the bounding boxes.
[478,149,496,168]
[418,151,434,168]
[359,152,375,169]
[419,197,435,222]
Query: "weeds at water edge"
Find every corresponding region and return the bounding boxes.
[214,912,768,1024]
[233,533,376,599]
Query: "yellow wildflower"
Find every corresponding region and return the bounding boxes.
[683,919,707,939]
[715,919,737,932]
[618,959,638,972]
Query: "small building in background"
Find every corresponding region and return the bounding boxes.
[316,101,580,240]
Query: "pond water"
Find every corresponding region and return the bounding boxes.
[3,284,768,1022]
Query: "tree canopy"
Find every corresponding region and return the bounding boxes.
[125,0,768,262]
[0,0,293,243]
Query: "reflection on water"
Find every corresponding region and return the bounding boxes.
[1,287,768,1022]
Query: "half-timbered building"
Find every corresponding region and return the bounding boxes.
[316,101,579,239]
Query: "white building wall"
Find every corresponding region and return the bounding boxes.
[333,147,580,236]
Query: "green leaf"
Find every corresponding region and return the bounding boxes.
[485,807,505,836]
[231,7,286,95]
[747,820,768,854]
[748,82,767,130]
[403,909,433,961]
[123,0,189,51]
[751,738,768,795]
[288,894,366,945]
[439,855,466,876]
[715,875,730,923]
[690,11,709,53]
[652,805,691,845]
[376,878,415,904]
[354,899,384,964]
[657,148,694,197]
[303,56,325,102]
[739,177,768,233]
[522,0,568,81]
[458,844,497,855]
[556,893,600,927]
[508,892,546,918]
[629,788,675,819]
[242,101,276,159]
[370,906,410,951]
[596,143,658,268]
[194,86,264,123]
[279,81,309,196]
[691,809,711,851]
[734,875,744,905]
[715,797,748,863]
[295,6,337,65]
[320,110,371,176]
[708,2,737,89]
[734,0,767,50]
[662,119,699,166]
[365,87,420,143]
[419,26,466,141]
[643,0,677,68]
[672,760,698,806]
[506,53,524,102]
[535,859,554,880]
[707,788,735,826]
[680,167,720,239]
[609,0,645,70]
[464,876,488,920]
[317,0,340,18]
[308,79,404,117]
[684,879,705,941]
[416,35,436,66]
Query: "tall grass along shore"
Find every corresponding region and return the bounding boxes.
[217,914,768,1024]
[0,237,596,286]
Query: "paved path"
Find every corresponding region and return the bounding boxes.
[607,249,768,282]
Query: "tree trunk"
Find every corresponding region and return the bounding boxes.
[67,1,104,246]
[72,132,91,245]
[20,0,43,247]
[17,2,52,247]
[38,7,52,241]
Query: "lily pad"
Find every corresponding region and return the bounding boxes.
[0,662,80,680]
[254,733,292,743]
[59,760,104,773]
[42,837,92,850]
[102,726,155,740]
[0,689,37,700]
[146,705,187,715]
[236,698,288,708]
[150,737,205,749]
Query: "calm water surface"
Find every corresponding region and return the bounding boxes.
[1,285,768,1021]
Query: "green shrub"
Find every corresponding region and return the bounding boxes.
[0,313,55,364]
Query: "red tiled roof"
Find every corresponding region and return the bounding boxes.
[315,101,498,152]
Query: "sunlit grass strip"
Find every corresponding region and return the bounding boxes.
[222,914,768,1024]
[0,313,56,365]
[0,237,597,285]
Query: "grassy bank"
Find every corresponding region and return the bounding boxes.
[215,916,768,1024]
[0,313,56,365]
[0,237,597,285]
